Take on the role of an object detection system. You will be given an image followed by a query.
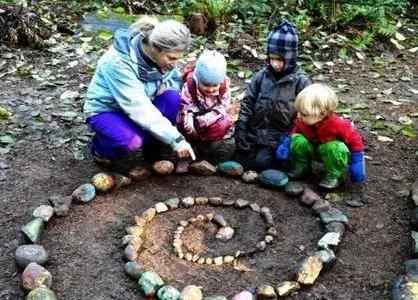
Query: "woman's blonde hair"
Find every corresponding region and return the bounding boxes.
[131,16,190,52]
[295,83,338,117]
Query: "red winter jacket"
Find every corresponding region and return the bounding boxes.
[289,113,364,152]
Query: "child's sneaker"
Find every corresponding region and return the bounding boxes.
[318,177,343,189]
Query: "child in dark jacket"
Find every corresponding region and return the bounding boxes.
[276,83,366,189]
[234,20,311,171]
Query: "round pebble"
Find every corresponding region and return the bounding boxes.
[216,226,235,241]
[91,173,115,193]
[32,205,54,222]
[138,271,164,296]
[157,285,181,300]
[181,285,202,300]
[124,261,142,279]
[216,161,244,177]
[71,183,96,203]
[153,160,175,175]
[242,170,259,183]
[285,181,306,198]
[129,166,151,181]
[26,287,56,300]
[15,245,48,269]
[259,169,289,188]
[22,262,52,291]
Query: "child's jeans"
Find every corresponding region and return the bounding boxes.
[87,90,181,159]
[290,133,350,179]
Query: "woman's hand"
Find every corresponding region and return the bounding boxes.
[175,140,196,160]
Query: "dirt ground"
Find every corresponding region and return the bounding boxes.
[0,16,417,300]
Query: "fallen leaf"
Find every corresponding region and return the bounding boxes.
[398,116,413,125]
[409,47,418,53]
[395,32,406,41]
[390,38,405,50]
[377,136,393,142]
[356,52,365,60]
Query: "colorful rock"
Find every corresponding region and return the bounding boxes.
[113,173,132,188]
[180,285,202,300]
[26,287,56,300]
[259,169,288,188]
[284,181,306,198]
[138,271,164,296]
[216,226,234,241]
[91,173,115,193]
[295,256,323,285]
[129,166,151,181]
[300,188,321,206]
[189,160,217,175]
[275,281,300,296]
[242,170,259,183]
[153,160,175,175]
[32,205,54,222]
[231,290,253,300]
[124,261,142,279]
[21,218,44,244]
[71,183,96,203]
[22,262,52,291]
[257,285,277,299]
[157,285,181,300]
[216,161,244,177]
[15,245,48,269]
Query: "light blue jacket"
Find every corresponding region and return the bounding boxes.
[84,28,183,148]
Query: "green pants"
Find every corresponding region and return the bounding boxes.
[290,133,350,179]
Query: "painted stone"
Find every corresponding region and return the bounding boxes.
[284,181,306,198]
[189,160,217,175]
[325,222,345,237]
[113,173,132,188]
[216,227,234,241]
[71,183,96,203]
[275,281,300,296]
[155,202,169,213]
[22,262,52,291]
[213,214,228,227]
[124,261,142,279]
[180,285,202,300]
[138,271,164,296]
[15,245,48,269]
[123,245,138,262]
[216,161,244,177]
[259,169,289,188]
[234,199,249,208]
[26,287,56,300]
[129,166,151,181]
[165,197,180,209]
[153,160,175,175]
[314,249,336,267]
[175,160,190,174]
[257,285,277,299]
[21,218,44,244]
[231,290,253,300]
[181,196,195,207]
[242,170,259,183]
[209,197,222,205]
[195,197,209,205]
[91,173,115,193]
[319,208,348,224]
[32,205,54,222]
[295,256,323,285]
[157,285,181,300]
[49,195,72,216]
[300,187,321,206]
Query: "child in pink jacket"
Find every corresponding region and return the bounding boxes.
[178,50,232,142]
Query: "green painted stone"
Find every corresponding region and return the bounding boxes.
[26,287,56,300]
[216,161,244,177]
[259,169,289,188]
[138,271,164,296]
[21,218,44,244]
[157,285,181,300]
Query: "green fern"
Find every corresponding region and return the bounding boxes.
[350,30,375,50]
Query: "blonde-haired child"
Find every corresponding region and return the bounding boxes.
[276,83,365,189]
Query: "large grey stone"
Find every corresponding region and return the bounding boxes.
[412,180,418,205]
[189,160,217,175]
[284,181,306,198]
[314,249,336,267]
[404,259,418,281]
[15,245,48,269]
[325,222,346,237]
[319,208,348,224]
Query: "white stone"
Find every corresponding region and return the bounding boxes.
[32,205,54,222]
[317,232,341,249]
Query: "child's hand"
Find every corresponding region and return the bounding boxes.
[349,151,365,183]
[184,113,198,138]
[275,136,291,160]
[175,140,196,160]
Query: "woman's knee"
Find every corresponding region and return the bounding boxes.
[119,135,143,153]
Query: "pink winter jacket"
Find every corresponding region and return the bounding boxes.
[178,77,232,137]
